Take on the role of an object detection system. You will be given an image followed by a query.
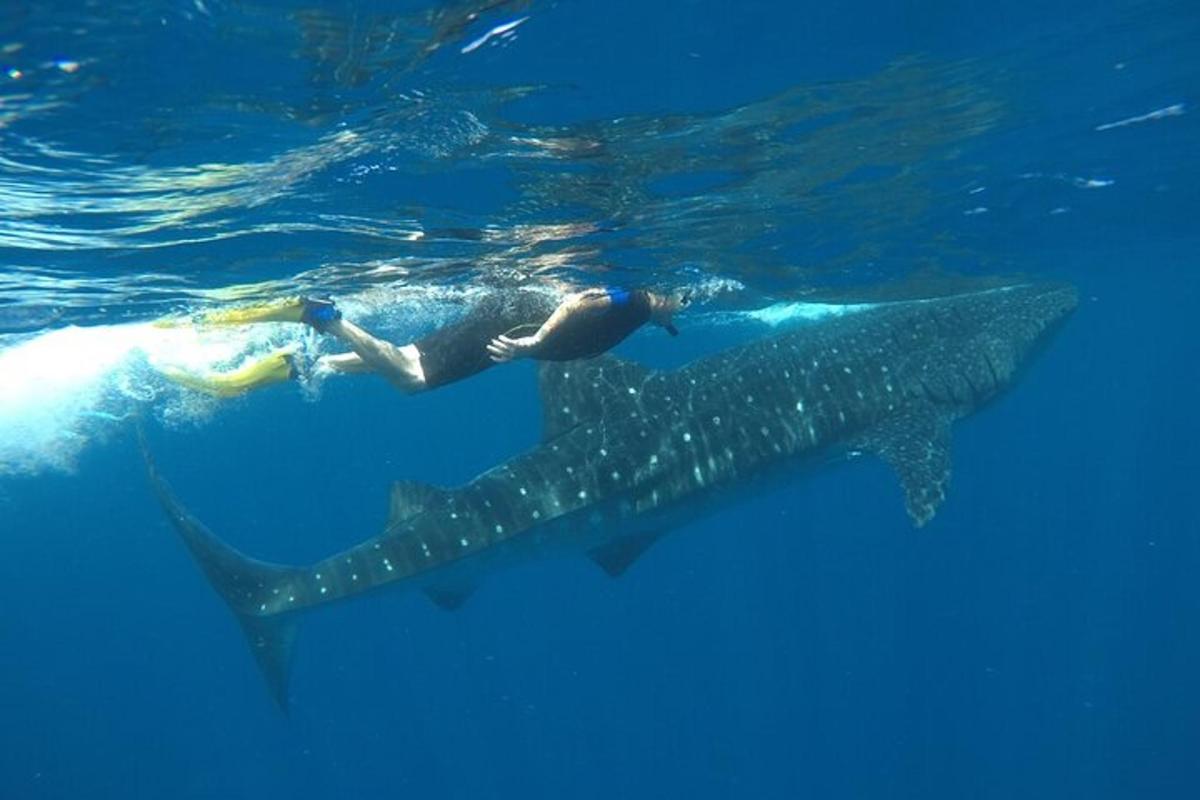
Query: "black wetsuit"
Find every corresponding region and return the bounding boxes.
[413,288,654,389]
[536,288,653,361]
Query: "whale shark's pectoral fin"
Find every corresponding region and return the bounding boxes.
[859,404,953,527]
[589,529,666,577]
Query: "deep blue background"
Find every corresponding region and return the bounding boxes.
[3,1,1199,798]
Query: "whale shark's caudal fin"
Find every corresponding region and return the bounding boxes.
[142,444,302,711]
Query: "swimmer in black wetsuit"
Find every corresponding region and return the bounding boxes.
[300,286,684,394]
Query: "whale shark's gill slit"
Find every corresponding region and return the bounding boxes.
[982,351,1001,393]
[963,369,981,404]
[916,375,940,404]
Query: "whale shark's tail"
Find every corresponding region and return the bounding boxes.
[142,443,302,710]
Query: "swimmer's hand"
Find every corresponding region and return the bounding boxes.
[487,333,542,362]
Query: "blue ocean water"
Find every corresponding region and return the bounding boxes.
[1,1,1198,798]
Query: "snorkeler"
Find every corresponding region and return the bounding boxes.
[160,286,685,397]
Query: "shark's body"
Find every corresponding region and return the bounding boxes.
[148,283,1077,708]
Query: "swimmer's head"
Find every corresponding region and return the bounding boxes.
[649,290,689,336]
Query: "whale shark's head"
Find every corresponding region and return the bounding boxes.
[952,283,1078,393]
[991,282,1078,353]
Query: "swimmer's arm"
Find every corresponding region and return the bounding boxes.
[487,289,611,362]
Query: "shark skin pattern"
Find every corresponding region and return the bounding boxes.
[146,282,1078,709]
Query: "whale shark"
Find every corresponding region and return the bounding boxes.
[146,282,1077,708]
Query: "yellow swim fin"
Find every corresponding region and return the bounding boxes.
[153,297,306,329]
[194,297,306,326]
[159,347,298,398]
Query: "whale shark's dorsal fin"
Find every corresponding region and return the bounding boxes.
[388,480,448,528]
[537,356,656,441]
[856,402,954,527]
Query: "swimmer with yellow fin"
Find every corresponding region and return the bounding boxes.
[157,287,686,398]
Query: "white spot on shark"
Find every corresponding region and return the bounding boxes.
[460,538,469,548]
[683,432,692,443]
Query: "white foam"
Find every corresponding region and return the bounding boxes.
[744,301,871,327]
[0,321,297,476]
[0,325,139,475]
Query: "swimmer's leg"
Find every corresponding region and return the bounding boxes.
[316,352,371,374]
[158,347,298,398]
[321,318,427,393]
